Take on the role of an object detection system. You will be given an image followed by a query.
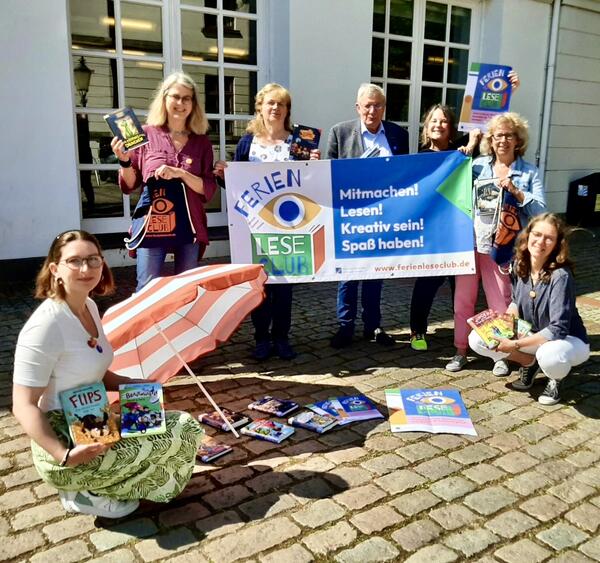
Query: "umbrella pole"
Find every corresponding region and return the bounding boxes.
[154,324,240,438]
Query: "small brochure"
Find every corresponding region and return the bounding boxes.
[289,124,321,160]
[198,408,250,432]
[385,389,477,436]
[467,309,515,349]
[104,107,148,151]
[458,63,513,132]
[197,438,233,463]
[240,419,295,443]
[119,382,166,437]
[288,409,338,434]
[307,395,383,425]
[248,396,300,417]
[59,382,120,445]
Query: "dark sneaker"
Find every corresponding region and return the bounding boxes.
[273,340,297,360]
[374,328,395,346]
[512,361,539,390]
[330,328,353,349]
[538,378,561,405]
[253,340,272,361]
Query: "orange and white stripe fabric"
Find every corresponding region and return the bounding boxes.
[103,264,266,382]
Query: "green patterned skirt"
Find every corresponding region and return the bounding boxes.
[32,410,204,503]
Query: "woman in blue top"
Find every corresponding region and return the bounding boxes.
[468,213,589,405]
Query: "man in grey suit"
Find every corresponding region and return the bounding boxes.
[327,83,410,348]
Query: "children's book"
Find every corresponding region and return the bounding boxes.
[59,382,120,445]
[197,438,233,463]
[289,124,321,160]
[385,389,477,436]
[331,395,384,422]
[248,396,300,417]
[467,309,515,349]
[104,107,148,151]
[240,419,295,443]
[288,409,338,434]
[119,382,166,437]
[515,318,533,339]
[198,408,250,432]
[307,399,352,425]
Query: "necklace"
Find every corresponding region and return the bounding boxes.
[87,336,103,353]
[529,271,541,299]
[170,129,189,136]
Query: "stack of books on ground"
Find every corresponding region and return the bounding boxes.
[467,308,532,349]
[384,389,477,436]
[197,437,233,463]
[306,395,384,426]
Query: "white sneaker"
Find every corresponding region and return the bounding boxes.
[446,355,468,372]
[492,359,510,377]
[59,490,139,519]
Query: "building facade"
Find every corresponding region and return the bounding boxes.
[1,0,598,264]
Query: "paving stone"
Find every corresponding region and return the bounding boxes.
[536,522,589,550]
[196,510,245,540]
[334,483,386,510]
[566,449,600,467]
[29,540,90,563]
[360,453,407,475]
[135,527,201,562]
[335,537,399,562]
[0,487,36,510]
[319,428,362,448]
[443,528,499,557]
[302,521,357,556]
[364,434,405,452]
[389,490,440,520]
[289,455,336,474]
[485,432,524,452]
[211,465,254,486]
[390,519,442,552]
[526,437,570,460]
[485,509,539,538]
[398,442,441,462]
[374,468,427,495]
[549,481,595,504]
[11,500,64,530]
[238,492,297,520]
[163,553,209,563]
[203,484,252,509]
[403,544,459,563]
[349,504,403,534]
[159,503,210,527]
[493,451,538,473]
[324,465,372,487]
[87,549,137,563]
[429,504,478,530]
[246,471,294,494]
[2,466,40,488]
[4,530,45,561]
[0,436,30,455]
[554,428,594,448]
[462,463,505,484]
[494,538,551,563]
[90,518,159,551]
[34,481,58,499]
[43,514,96,543]
[579,536,600,560]
[565,503,600,533]
[548,551,594,563]
[464,486,518,515]
[259,544,313,563]
[291,498,345,528]
[0,516,9,536]
[290,477,336,503]
[430,476,476,501]
[505,470,552,496]
[520,495,569,522]
[575,467,600,488]
[427,435,466,451]
[536,459,578,481]
[323,446,368,464]
[478,399,515,416]
[414,457,461,480]
[448,443,498,465]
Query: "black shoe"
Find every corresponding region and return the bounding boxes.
[373,328,395,346]
[273,340,297,360]
[253,340,272,361]
[538,378,561,405]
[330,328,353,349]
[512,361,539,391]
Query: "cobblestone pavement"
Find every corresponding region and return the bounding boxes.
[1,228,599,562]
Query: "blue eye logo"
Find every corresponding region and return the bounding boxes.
[487,78,508,93]
[259,193,321,230]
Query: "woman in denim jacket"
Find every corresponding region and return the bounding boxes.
[446,112,546,374]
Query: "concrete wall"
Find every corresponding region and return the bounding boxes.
[0,0,80,260]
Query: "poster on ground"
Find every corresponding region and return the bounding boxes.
[225,151,475,283]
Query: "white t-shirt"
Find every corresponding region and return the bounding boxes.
[13,298,113,412]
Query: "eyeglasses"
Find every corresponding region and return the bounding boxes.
[492,133,515,141]
[167,93,193,104]
[60,255,104,270]
[360,103,384,111]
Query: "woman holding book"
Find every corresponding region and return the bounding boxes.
[468,213,589,405]
[446,112,546,375]
[111,71,216,291]
[213,83,320,361]
[12,230,203,518]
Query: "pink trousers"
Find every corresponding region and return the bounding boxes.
[454,251,512,351]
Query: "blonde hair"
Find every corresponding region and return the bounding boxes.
[146,71,208,135]
[480,112,529,157]
[420,104,457,149]
[246,83,292,136]
[35,230,114,300]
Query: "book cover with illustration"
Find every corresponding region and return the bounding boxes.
[288,409,338,434]
[385,389,477,436]
[59,382,120,445]
[332,395,384,422]
[307,399,352,425]
[240,419,295,443]
[104,107,148,151]
[467,308,515,349]
[289,123,321,160]
[248,396,300,417]
[119,382,166,437]
[197,438,233,463]
[198,408,250,432]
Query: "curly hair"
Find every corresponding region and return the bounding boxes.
[246,83,292,136]
[35,230,115,300]
[420,104,457,149]
[513,213,575,282]
[480,112,529,158]
[147,71,209,135]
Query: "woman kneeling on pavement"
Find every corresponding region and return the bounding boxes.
[12,230,203,518]
[468,213,590,405]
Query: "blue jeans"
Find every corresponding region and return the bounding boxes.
[336,280,382,334]
[135,243,201,291]
[251,284,293,342]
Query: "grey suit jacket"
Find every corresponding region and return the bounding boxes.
[326,119,409,160]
